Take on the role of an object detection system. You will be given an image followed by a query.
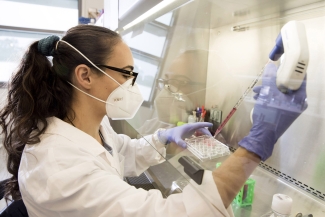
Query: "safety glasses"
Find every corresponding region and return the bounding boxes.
[97,64,138,86]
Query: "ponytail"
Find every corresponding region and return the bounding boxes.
[0,25,121,202]
[0,39,73,201]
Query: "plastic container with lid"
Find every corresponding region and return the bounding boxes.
[261,194,293,217]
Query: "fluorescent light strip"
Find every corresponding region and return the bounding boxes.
[123,0,175,30]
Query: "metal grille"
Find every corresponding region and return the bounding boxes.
[125,172,155,191]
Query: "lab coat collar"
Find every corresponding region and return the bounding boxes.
[44,117,107,157]
[98,124,123,175]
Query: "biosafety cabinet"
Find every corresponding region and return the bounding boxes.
[112,0,325,216]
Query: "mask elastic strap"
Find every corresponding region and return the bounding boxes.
[59,40,124,89]
[68,82,114,105]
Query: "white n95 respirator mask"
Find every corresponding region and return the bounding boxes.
[59,40,144,120]
[104,79,144,120]
[69,73,144,120]
[68,72,144,120]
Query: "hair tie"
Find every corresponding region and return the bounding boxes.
[38,35,60,56]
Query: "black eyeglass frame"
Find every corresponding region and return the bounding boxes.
[96,64,138,86]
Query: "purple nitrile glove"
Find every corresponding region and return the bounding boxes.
[238,62,308,161]
[158,122,213,148]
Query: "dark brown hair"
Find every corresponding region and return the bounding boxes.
[0,25,121,201]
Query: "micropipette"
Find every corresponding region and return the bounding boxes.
[213,62,269,137]
[214,21,308,137]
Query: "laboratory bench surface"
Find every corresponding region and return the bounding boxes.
[144,149,325,217]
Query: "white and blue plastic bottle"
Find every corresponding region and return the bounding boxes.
[261,194,293,217]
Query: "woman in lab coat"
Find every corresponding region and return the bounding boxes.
[0,25,307,217]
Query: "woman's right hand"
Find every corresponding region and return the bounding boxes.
[238,62,308,161]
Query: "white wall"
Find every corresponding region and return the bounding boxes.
[119,0,139,18]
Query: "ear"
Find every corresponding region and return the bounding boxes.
[73,64,93,90]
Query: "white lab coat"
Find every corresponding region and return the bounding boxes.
[18,116,234,217]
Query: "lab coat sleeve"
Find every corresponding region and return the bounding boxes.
[102,117,166,177]
[41,157,233,217]
[187,170,234,217]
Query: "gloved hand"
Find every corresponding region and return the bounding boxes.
[158,122,213,148]
[238,62,307,161]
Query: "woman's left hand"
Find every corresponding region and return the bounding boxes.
[158,122,213,148]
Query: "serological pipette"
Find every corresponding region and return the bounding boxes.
[213,62,269,138]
